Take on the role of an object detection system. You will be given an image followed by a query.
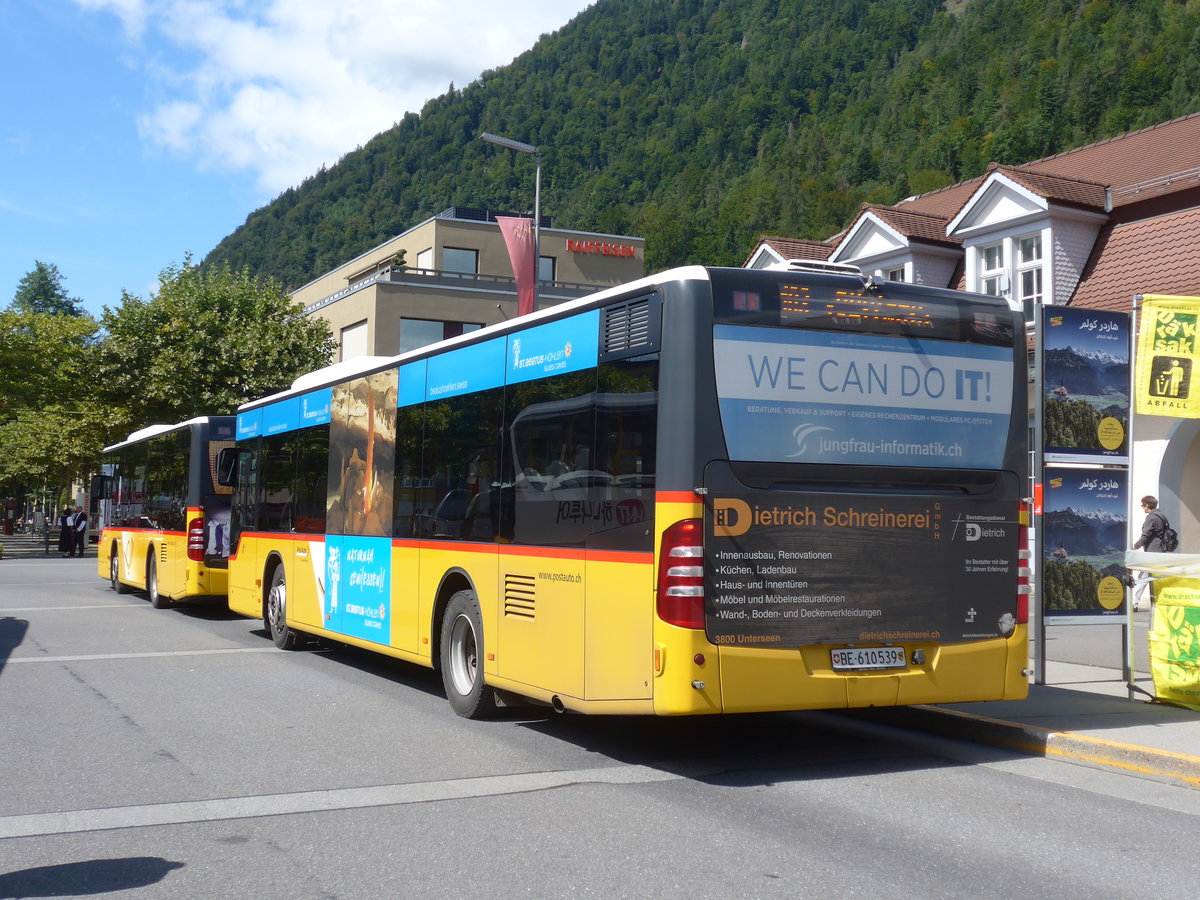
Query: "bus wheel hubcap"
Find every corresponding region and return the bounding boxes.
[448,615,477,696]
[269,583,285,631]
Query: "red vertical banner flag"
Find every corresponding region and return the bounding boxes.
[496,216,536,317]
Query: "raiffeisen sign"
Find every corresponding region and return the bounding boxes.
[567,239,638,257]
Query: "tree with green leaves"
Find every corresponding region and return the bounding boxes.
[1,256,334,495]
[0,308,101,488]
[95,256,335,428]
[9,261,85,317]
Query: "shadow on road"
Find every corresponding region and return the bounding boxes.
[0,857,184,898]
[0,616,29,680]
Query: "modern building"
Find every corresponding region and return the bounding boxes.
[746,112,1200,546]
[295,207,644,360]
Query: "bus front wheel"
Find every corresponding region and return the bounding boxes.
[440,590,497,719]
[266,566,302,650]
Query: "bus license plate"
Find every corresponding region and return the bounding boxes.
[830,647,906,671]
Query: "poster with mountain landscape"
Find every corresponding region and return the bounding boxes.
[1043,467,1129,619]
[1042,307,1131,464]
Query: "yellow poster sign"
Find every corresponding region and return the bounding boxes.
[1135,295,1200,417]
[1148,576,1200,711]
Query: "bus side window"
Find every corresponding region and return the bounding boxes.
[423,388,503,542]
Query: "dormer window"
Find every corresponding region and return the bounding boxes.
[980,243,1005,295]
[1016,234,1043,323]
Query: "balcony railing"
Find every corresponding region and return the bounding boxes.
[301,265,604,315]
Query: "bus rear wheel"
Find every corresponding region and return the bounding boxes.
[266,566,302,650]
[440,590,497,719]
[147,554,170,609]
[110,549,132,594]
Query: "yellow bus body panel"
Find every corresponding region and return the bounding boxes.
[227,537,263,619]
[98,528,228,600]
[389,542,420,655]
[583,552,654,701]
[496,547,585,699]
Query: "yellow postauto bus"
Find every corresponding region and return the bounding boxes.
[96,416,235,607]
[220,263,1029,717]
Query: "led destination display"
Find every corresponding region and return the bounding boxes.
[703,472,1020,646]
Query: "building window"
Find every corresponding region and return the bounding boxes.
[400,319,483,354]
[340,320,368,361]
[416,248,433,272]
[442,247,478,276]
[1016,234,1043,323]
[887,266,905,282]
[538,256,555,284]
[979,243,1005,296]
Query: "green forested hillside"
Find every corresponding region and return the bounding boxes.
[204,0,1200,289]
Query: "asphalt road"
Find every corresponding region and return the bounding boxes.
[2,558,1197,899]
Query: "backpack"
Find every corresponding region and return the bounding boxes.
[1160,522,1180,552]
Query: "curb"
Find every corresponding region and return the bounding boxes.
[857,705,1200,789]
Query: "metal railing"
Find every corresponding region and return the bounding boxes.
[302,265,603,315]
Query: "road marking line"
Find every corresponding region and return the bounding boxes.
[0,582,108,588]
[4,648,279,664]
[0,604,147,611]
[0,767,681,839]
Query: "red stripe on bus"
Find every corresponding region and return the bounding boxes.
[238,532,326,543]
[656,491,699,504]
[101,528,185,536]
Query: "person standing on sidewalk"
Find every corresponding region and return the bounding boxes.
[1131,495,1170,610]
[73,506,87,557]
[57,507,74,556]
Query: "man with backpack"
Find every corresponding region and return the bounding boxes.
[1132,495,1177,610]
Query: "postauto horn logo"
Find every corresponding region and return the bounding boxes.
[712,498,752,537]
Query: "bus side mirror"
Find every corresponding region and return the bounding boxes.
[90,474,112,500]
[216,447,239,487]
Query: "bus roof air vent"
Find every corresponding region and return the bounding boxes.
[599,293,661,362]
[768,259,864,277]
[767,259,879,290]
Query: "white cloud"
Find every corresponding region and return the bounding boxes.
[75,0,593,195]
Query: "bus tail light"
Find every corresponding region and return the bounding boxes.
[1016,501,1031,624]
[187,517,206,562]
[657,518,705,629]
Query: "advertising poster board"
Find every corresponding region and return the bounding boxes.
[1042,306,1130,463]
[1135,294,1200,418]
[702,463,1021,647]
[1042,466,1129,620]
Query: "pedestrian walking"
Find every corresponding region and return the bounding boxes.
[1131,495,1172,610]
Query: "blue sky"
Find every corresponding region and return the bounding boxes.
[1,1,593,316]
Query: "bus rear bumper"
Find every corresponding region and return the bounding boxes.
[709,628,1029,715]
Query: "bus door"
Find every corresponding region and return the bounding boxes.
[225,446,263,619]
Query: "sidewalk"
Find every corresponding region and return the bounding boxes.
[863,660,1200,789]
[0,532,92,560]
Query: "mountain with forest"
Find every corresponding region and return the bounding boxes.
[203,0,1200,292]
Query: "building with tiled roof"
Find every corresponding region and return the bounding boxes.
[744,111,1200,548]
[743,236,833,268]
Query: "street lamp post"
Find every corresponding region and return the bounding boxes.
[479,132,541,295]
